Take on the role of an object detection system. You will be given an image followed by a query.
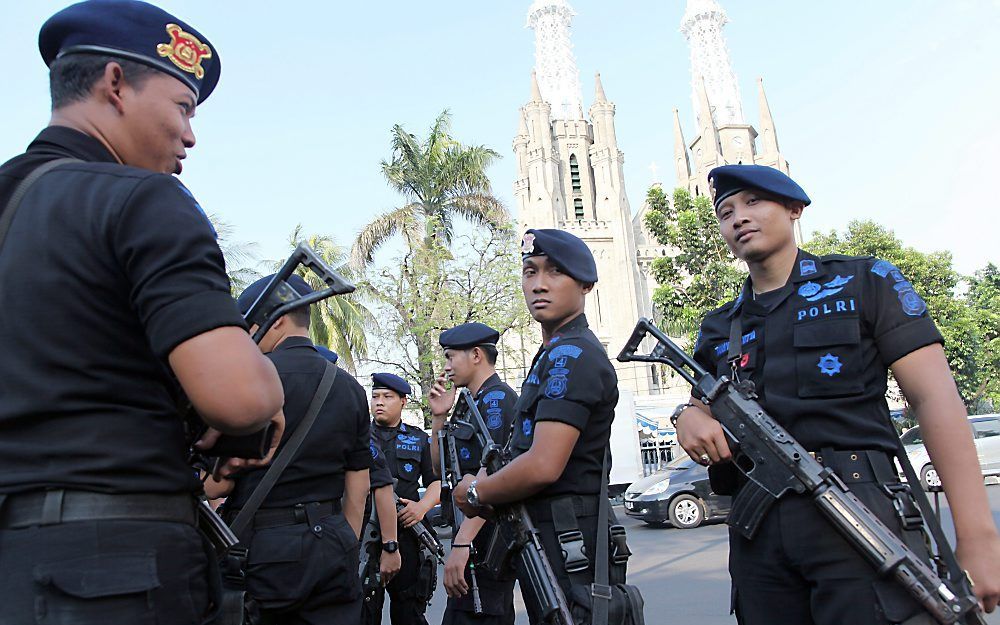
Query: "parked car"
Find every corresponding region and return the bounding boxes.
[898,414,1000,490]
[622,455,731,528]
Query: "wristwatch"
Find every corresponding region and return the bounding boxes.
[466,479,480,507]
[381,540,399,553]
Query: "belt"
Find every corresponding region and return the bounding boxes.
[0,489,197,529]
[249,500,341,529]
[525,494,600,522]
[809,449,898,485]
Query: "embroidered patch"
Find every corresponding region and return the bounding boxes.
[548,345,583,362]
[397,434,420,445]
[800,259,817,276]
[156,23,212,79]
[522,418,533,436]
[739,353,750,368]
[817,353,842,377]
[545,374,568,399]
[403,462,414,473]
[460,447,471,461]
[796,298,857,321]
[870,260,896,278]
[370,443,378,459]
[714,330,757,357]
[525,373,541,385]
[895,282,927,317]
[482,390,506,404]
[800,274,854,302]
[521,232,536,254]
[487,412,503,430]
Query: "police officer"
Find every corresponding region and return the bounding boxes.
[367,373,442,625]
[455,229,623,624]
[0,3,285,623]
[428,322,519,625]
[675,164,1000,623]
[206,274,371,624]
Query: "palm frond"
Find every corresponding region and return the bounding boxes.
[350,205,416,268]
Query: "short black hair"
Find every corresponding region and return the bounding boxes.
[49,54,160,109]
[287,306,311,330]
[475,344,498,366]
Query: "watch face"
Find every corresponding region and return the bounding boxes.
[382,541,399,553]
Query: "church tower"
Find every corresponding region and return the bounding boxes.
[674,0,800,239]
[513,0,656,395]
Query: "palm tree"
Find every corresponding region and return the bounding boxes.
[281,226,375,374]
[351,110,509,267]
[209,213,261,294]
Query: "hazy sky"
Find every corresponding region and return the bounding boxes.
[3,1,998,275]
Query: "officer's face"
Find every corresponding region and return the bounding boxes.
[443,348,474,387]
[371,389,405,425]
[116,73,197,175]
[716,189,803,262]
[522,256,591,326]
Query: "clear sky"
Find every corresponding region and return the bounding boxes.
[4,1,998,276]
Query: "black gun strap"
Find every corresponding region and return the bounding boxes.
[230,361,338,538]
[593,449,612,625]
[0,158,81,254]
[891,434,968,584]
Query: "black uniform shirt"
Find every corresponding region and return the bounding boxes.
[0,127,245,495]
[227,337,370,508]
[369,435,395,490]
[372,420,436,501]
[509,313,619,499]
[693,249,944,453]
[453,373,519,475]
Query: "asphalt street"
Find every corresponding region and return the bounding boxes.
[385,483,1000,624]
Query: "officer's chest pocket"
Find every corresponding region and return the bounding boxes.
[395,447,422,482]
[33,553,160,625]
[452,426,481,473]
[793,319,864,398]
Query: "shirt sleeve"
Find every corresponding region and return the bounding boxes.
[369,442,394,489]
[419,433,438,487]
[113,175,245,359]
[533,341,614,432]
[345,380,371,471]
[693,315,725,377]
[478,387,518,444]
[864,258,944,366]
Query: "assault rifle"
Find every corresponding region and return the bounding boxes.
[397,492,446,565]
[187,243,355,468]
[618,318,985,625]
[438,406,484,614]
[457,389,575,625]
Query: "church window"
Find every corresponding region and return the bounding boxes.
[574,198,584,220]
[570,154,582,193]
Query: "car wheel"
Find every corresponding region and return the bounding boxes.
[668,494,705,529]
[920,464,941,491]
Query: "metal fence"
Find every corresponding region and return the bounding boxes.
[640,439,675,477]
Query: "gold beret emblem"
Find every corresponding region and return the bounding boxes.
[521,232,536,254]
[709,176,717,201]
[157,23,211,80]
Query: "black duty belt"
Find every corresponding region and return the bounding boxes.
[0,489,197,529]
[526,494,600,523]
[809,449,898,485]
[249,500,341,530]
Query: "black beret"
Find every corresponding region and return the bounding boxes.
[40,0,220,103]
[236,274,312,316]
[372,373,411,396]
[315,345,339,364]
[707,164,810,210]
[520,229,598,283]
[439,322,500,351]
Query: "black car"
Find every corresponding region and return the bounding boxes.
[622,455,731,529]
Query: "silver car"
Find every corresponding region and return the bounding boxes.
[899,414,1000,490]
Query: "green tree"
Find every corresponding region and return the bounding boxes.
[276,226,375,374]
[209,213,261,294]
[643,186,743,341]
[966,263,1000,411]
[351,110,508,267]
[804,220,981,406]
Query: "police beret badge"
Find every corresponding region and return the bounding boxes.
[521,232,536,254]
[157,23,211,79]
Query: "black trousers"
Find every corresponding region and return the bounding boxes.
[246,512,362,625]
[0,519,211,625]
[362,528,432,625]
[441,563,516,625]
[729,481,932,625]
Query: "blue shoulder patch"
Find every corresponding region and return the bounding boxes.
[547,345,583,362]
[800,259,817,276]
[870,259,897,278]
[174,181,216,238]
[482,390,506,403]
[544,374,569,399]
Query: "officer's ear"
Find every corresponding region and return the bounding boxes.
[579,281,595,295]
[400,395,407,407]
[99,61,127,113]
[786,201,805,221]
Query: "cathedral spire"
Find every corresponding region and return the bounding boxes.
[530,71,543,103]
[680,0,744,128]
[594,72,607,103]
[527,0,583,120]
[673,108,691,186]
[757,77,779,154]
[696,76,721,156]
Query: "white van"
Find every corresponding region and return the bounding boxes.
[898,414,1000,490]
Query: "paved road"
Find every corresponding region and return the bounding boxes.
[384,483,1000,624]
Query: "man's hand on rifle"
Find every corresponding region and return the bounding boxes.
[397,497,428,528]
[455,469,493,519]
[380,549,401,586]
[428,373,456,419]
[675,401,731,466]
[196,409,287,479]
[443,546,471,598]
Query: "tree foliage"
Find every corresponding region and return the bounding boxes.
[643,186,742,341]
[209,213,261,294]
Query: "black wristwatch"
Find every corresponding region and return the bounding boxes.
[381,540,399,553]
[670,402,696,427]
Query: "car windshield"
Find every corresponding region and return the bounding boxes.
[664,454,696,470]
[899,426,924,446]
